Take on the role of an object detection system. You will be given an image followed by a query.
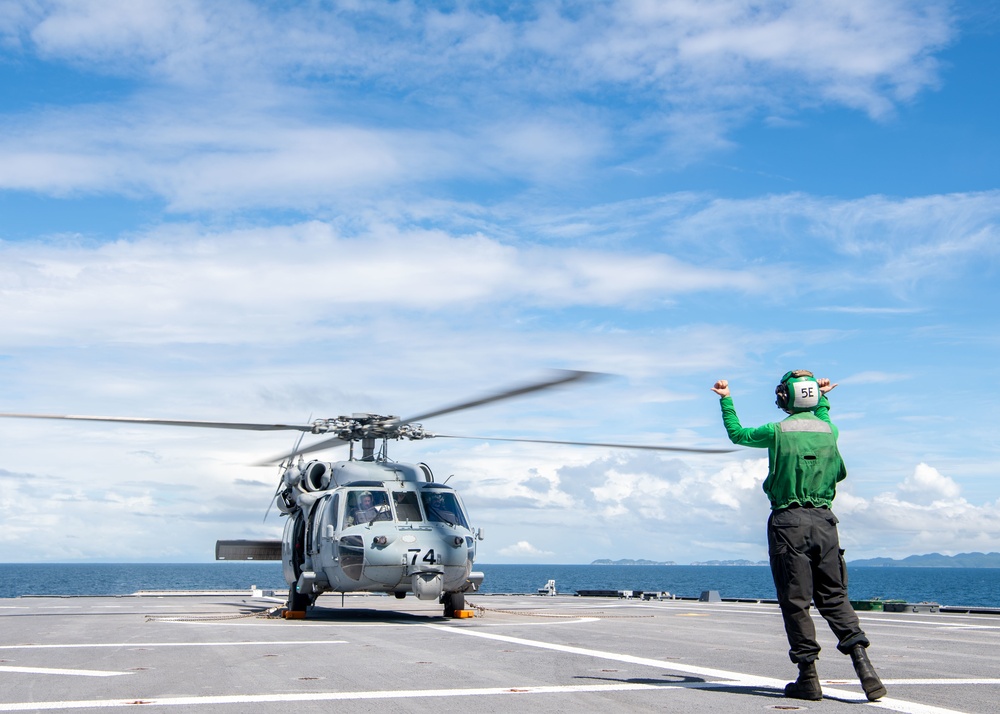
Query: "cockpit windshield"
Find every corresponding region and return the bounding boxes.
[421,490,468,528]
[346,489,391,526]
[392,491,423,522]
[343,488,468,529]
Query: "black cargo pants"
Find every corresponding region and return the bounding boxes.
[767,505,870,663]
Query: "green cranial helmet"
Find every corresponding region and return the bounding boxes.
[775,370,821,413]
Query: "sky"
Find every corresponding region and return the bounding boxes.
[1,0,999,566]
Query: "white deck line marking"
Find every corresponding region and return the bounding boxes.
[877,679,1000,686]
[156,617,599,629]
[429,623,766,681]
[0,683,673,710]
[866,617,1000,629]
[163,620,456,628]
[0,666,128,678]
[0,679,985,711]
[0,641,345,650]
[861,621,1000,633]
[430,625,972,714]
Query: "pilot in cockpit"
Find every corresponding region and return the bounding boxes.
[424,492,459,525]
[349,491,380,526]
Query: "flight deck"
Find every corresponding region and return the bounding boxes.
[1,591,997,713]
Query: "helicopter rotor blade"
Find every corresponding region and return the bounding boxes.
[430,433,737,454]
[0,413,314,432]
[253,434,350,467]
[264,427,311,520]
[263,483,282,523]
[392,369,603,427]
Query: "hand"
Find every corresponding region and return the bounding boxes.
[817,378,838,394]
[711,379,730,397]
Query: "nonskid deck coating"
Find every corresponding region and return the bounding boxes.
[1,592,998,713]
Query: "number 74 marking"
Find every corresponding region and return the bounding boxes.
[408,548,437,565]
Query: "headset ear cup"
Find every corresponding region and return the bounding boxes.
[775,383,788,410]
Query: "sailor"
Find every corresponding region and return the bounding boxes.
[711,371,887,702]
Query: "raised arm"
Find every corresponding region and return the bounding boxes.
[712,379,773,448]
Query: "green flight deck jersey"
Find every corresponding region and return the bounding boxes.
[718,394,847,510]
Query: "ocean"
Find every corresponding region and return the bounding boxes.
[2,562,999,608]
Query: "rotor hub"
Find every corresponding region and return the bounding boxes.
[309,414,427,442]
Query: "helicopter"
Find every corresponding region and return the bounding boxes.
[0,370,734,616]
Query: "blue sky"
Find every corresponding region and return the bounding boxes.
[1,0,998,565]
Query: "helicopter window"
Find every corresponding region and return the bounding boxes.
[338,535,364,581]
[421,490,468,528]
[310,494,337,549]
[392,491,422,522]
[327,493,340,531]
[346,490,391,527]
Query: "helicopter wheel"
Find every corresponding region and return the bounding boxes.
[287,586,312,612]
[443,592,465,617]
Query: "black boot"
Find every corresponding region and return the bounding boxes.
[784,661,822,700]
[850,644,887,701]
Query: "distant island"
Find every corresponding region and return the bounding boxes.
[849,552,1000,568]
[591,553,1000,568]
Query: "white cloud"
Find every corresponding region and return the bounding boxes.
[0,220,782,350]
[3,189,995,349]
[0,425,283,561]
[657,190,1000,292]
[467,452,1000,564]
[466,453,775,563]
[29,0,267,86]
[897,462,963,504]
[0,1,954,208]
[818,307,924,315]
[498,540,553,558]
[837,483,1000,558]
[840,371,908,386]
[797,462,1000,559]
[20,0,950,98]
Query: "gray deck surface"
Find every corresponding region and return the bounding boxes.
[1,591,997,713]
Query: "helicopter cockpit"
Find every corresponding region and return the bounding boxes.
[339,486,470,529]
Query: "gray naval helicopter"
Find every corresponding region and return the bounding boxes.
[0,370,732,616]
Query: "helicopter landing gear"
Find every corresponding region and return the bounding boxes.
[442,592,465,617]
[286,586,312,613]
